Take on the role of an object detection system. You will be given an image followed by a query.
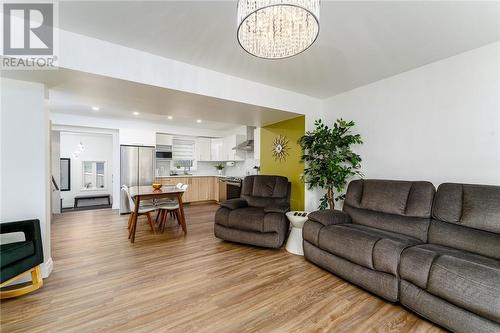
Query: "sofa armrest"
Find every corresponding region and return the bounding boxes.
[264,203,290,214]
[0,219,41,242]
[307,210,351,226]
[0,219,44,262]
[220,198,248,210]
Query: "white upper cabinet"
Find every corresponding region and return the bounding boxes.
[210,138,223,161]
[156,133,173,146]
[194,135,246,162]
[196,138,212,161]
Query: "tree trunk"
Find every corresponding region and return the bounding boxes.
[327,187,335,210]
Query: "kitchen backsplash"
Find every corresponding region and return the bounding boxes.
[197,158,260,177]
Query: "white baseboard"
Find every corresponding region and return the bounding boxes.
[42,257,54,278]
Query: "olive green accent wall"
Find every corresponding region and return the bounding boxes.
[260,116,305,211]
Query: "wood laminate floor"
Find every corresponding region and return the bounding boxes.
[0,204,444,333]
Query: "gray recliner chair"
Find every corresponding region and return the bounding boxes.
[214,175,291,248]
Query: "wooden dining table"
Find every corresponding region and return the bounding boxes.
[128,185,187,243]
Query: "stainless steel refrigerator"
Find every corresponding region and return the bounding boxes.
[120,145,155,214]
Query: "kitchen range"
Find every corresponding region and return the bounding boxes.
[218,177,243,202]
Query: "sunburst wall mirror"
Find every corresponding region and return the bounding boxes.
[272,135,290,162]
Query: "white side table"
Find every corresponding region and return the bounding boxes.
[285,211,309,256]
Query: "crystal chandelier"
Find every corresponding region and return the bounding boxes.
[237,0,320,59]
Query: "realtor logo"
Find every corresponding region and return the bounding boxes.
[3,3,53,55]
[2,2,57,69]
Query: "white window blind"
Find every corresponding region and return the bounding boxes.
[172,137,195,160]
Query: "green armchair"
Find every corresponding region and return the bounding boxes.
[0,219,44,298]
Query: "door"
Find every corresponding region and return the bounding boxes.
[139,146,155,186]
[120,146,139,213]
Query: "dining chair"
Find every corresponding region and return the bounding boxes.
[157,184,188,232]
[122,185,155,207]
[155,183,185,222]
[122,186,157,237]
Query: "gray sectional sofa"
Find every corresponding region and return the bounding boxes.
[303,179,500,333]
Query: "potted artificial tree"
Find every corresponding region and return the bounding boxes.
[299,119,363,210]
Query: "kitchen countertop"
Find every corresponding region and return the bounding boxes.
[155,175,246,178]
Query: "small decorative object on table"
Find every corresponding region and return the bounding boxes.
[215,163,225,176]
[285,211,309,255]
[152,183,162,190]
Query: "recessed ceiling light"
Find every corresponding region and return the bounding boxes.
[167,116,173,120]
[133,111,140,116]
[196,119,202,123]
[91,106,100,111]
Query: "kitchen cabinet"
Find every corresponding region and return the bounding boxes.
[156,134,173,146]
[196,138,212,161]
[156,176,219,203]
[196,137,243,162]
[210,138,223,161]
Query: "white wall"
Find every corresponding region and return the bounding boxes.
[0,78,53,279]
[59,132,114,208]
[322,41,500,188]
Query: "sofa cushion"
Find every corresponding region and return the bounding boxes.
[433,183,500,234]
[428,220,500,260]
[227,207,265,233]
[219,198,247,210]
[240,175,289,208]
[360,180,412,215]
[343,205,430,242]
[0,241,35,267]
[317,224,421,275]
[400,243,500,323]
[345,179,435,218]
[342,179,434,241]
[400,280,500,333]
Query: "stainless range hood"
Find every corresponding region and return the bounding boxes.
[233,126,256,151]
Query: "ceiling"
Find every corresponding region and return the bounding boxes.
[1,68,300,130]
[59,1,500,98]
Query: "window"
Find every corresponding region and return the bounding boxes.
[172,136,197,171]
[82,161,106,190]
[172,137,195,160]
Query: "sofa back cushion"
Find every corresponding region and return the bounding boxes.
[343,179,435,241]
[430,183,500,258]
[433,183,500,233]
[241,175,290,208]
